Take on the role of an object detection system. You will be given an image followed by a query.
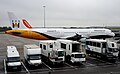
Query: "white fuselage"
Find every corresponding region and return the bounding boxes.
[6,28,115,40]
[7,12,115,40]
[31,28,114,38]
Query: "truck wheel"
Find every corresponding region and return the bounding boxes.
[18,66,21,71]
[59,62,64,66]
[6,66,10,71]
[68,55,71,63]
[6,66,9,71]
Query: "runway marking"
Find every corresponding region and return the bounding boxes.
[30,71,51,74]
[84,62,96,67]
[87,56,115,66]
[42,62,54,71]
[64,62,77,69]
[21,62,30,74]
[29,69,50,74]
[3,59,7,74]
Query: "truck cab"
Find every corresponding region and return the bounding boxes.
[107,42,119,57]
[6,46,21,70]
[85,39,119,62]
[39,40,65,64]
[57,39,86,63]
[71,52,86,63]
[24,44,42,66]
[54,49,65,63]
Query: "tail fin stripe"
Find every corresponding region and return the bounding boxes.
[22,19,32,29]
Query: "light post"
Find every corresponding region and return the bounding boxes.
[43,5,46,28]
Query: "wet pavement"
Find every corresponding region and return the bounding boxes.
[0,34,120,74]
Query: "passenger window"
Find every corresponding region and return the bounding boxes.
[93,42,96,47]
[48,53,50,57]
[102,42,106,48]
[50,45,53,48]
[43,45,46,50]
[69,45,70,50]
[112,43,114,47]
[40,44,42,48]
[90,41,92,46]
[86,41,89,45]
[61,43,66,49]
[97,43,100,47]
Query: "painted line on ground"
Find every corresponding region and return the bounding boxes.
[42,62,54,71]
[4,59,7,74]
[64,62,77,69]
[21,62,30,74]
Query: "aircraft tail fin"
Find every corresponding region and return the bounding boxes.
[8,12,32,30]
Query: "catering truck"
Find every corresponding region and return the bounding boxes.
[86,39,119,62]
[57,39,86,63]
[24,44,42,66]
[6,46,21,70]
[39,40,65,65]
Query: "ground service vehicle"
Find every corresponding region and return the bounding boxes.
[86,39,119,62]
[39,40,65,65]
[57,39,86,63]
[6,46,21,70]
[24,44,42,66]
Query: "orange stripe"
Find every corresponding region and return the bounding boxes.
[6,30,49,40]
[22,19,32,29]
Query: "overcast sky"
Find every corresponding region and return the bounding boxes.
[0,0,120,27]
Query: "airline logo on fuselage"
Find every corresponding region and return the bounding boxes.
[12,20,20,28]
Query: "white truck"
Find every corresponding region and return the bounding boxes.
[57,39,86,63]
[39,40,65,65]
[24,44,42,66]
[86,39,119,62]
[6,46,21,70]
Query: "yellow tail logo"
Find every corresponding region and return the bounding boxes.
[12,20,20,28]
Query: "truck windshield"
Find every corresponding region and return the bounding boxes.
[8,57,20,62]
[29,55,41,60]
[108,48,118,52]
[75,54,85,58]
[72,43,80,52]
[58,51,64,57]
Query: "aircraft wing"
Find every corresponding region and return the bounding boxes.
[61,33,87,41]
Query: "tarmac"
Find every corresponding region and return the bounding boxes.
[0,34,120,74]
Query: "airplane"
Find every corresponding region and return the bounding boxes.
[5,12,115,41]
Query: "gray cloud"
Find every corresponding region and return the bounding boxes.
[0,0,120,27]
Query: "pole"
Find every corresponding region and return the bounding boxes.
[43,6,46,28]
